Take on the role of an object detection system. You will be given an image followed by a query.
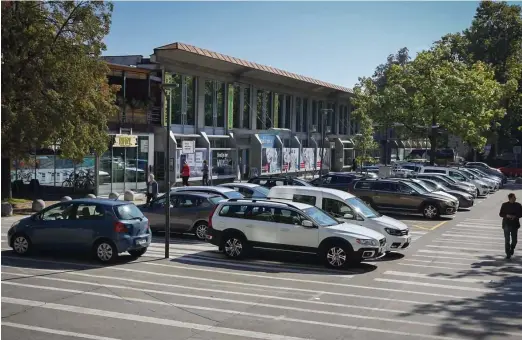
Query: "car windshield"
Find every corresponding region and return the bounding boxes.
[457,170,472,180]
[407,181,428,194]
[114,204,144,220]
[441,175,458,184]
[419,180,438,191]
[346,197,381,218]
[303,206,339,227]
[254,186,270,196]
[209,196,226,205]
[224,191,244,199]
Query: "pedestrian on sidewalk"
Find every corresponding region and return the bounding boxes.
[499,192,522,259]
[146,174,158,206]
[202,160,209,186]
[181,161,190,186]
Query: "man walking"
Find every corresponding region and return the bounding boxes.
[499,193,522,259]
[146,174,158,206]
[202,160,209,186]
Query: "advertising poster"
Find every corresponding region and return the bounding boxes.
[177,148,208,178]
[301,148,315,171]
[211,150,235,177]
[283,148,300,172]
[262,148,281,173]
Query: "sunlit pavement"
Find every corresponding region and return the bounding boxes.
[2,184,522,340]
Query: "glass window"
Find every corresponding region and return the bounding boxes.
[346,197,381,218]
[209,196,225,205]
[176,195,199,208]
[243,87,250,129]
[224,191,244,199]
[76,204,105,220]
[354,181,372,190]
[266,91,273,129]
[293,194,317,206]
[41,203,74,221]
[204,81,214,127]
[302,98,308,133]
[253,186,270,197]
[114,204,145,220]
[312,100,317,127]
[322,198,354,218]
[296,98,302,132]
[256,90,264,129]
[274,208,304,225]
[232,85,241,129]
[219,204,250,218]
[302,206,338,227]
[318,101,324,132]
[277,94,284,129]
[374,182,393,191]
[285,95,292,129]
[186,76,196,126]
[216,81,225,127]
[249,206,275,222]
[164,73,182,125]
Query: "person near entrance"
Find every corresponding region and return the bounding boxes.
[181,161,190,186]
[499,193,522,259]
[146,174,158,206]
[202,160,209,186]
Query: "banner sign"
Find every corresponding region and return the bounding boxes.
[258,134,276,148]
[182,140,195,154]
[113,134,137,148]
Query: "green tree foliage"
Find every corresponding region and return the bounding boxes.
[351,82,379,164]
[1,1,119,163]
[438,1,522,156]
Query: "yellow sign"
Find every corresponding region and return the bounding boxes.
[113,134,137,147]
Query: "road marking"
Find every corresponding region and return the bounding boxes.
[430,239,505,246]
[1,297,310,340]
[457,222,500,227]
[374,278,503,294]
[464,218,501,222]
[2,322,121,340]
[402,259,472,266]
[417,250,490,258]
[426,245,498,253]
[0,281,447,327]
[384,270,522,286]
[441,233,505,240]
[412,220,448,231]
[455,224,501,229]
[412,253,506,262]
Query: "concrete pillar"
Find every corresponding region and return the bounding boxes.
[251,86,257,130]
[196,77,206,130]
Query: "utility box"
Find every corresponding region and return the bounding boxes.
[378,165,392,178]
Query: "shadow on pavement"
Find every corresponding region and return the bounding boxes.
[384,213,454,222]
[399,254,522,339]
[169,249,377,275]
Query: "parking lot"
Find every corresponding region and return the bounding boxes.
[2,184,522,340]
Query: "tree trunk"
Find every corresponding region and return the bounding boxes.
[1,157,13,200]
[429,134,437,166]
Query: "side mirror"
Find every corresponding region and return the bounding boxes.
[302,220,314,228]
[343,213,354,219]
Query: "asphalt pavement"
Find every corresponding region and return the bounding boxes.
[2,183,522,340]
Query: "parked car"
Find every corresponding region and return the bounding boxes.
[7,199,151,263]
[452,167,494,194]
[465,162,507,183]
[470,167,504,187]
[415,173,477,198]
[419,166,485,196]
[138,191,225,240]
[267,186,411,252]
[416,178,474,208]
[171,186,245,199]
[395,178,460,206]
[497,164,522,177]
[349,178,458,219]
[309,172,367,191]
[459,167,500,190]
[248,175,313,188]
[206,198,386,268]
[218,183,270,198]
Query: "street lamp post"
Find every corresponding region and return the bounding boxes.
[160,84,174,259]
[319,109,333,185]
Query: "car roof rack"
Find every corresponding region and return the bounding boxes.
[226,198,296,208]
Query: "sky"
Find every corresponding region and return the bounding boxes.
[103,1,482,88]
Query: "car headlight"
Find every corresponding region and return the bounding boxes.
[384,228,403,236]
[356,238,378,246]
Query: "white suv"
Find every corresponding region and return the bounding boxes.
[206,199,386,269]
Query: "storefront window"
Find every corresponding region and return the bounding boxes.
[232,85,241,128]
[211,150,235,177]
[296,98,301,132]
[277,94,284,129]
[165,72,182,125]
[285,95,292,129]
[318,101,324,132]
[242,87,250,129]
[303,98,308,133]
[312,100,318,128]
[216,81,225,127]
[186,76,196,126]
[256,90,264,129]
[204,80,214,127]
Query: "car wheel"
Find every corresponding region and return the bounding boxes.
[422,203,439,219]
[93,240,117,263]
[322,241,354,269]
[476,188,480,197]
[222,233,248,259]
[12,233,31,255]
[128,247,147,258]
[193,222,208,241]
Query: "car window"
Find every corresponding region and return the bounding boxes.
[176,196,199,208]
[322,198,354,218]
[273,208,304,225]
[424,169,446,174]
[407,181,428,193]
[76,204,105,220]
[293,194,317,206]
[249,206,275,223]
[398,183,415,193]
[449,171,466,181]
[41,203,74,221]
[420,180,437,191]
[333,176,354,184]
[354,181,373,190]
[224,191,244,199]
[219,204,250,218]
[254,186,270,197]
[114,204,145,220]
[302,206,338,227]
[209,196,225,205]
[321,176,333,184]
[237,187,253,198]
[346,197,381,218]
[441,175,458,184]
[374,182,394,192]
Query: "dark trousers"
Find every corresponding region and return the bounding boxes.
[202,174,209,186]
[503,224,519,256]
[182,176,189,186]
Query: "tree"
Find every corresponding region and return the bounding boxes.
[438,1,522,159]
[351,81,379,165]
[386,44,506,164]
[1,1,119,198]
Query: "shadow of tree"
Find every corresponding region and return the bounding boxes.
[399,254,522,339]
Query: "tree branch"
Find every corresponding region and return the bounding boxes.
[52,1,84,46]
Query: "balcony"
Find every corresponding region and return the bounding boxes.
[108,105,162,131]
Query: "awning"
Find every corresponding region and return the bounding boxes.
[397,140,406,148]
[173,133,200,138]
[206,135,230,139]
[341,139,355,148]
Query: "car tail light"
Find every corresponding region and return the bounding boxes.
[208,205,218,229]
[114,221,128,233]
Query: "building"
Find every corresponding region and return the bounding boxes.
[103,42,362,191]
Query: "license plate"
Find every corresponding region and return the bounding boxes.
[136,239,147,246]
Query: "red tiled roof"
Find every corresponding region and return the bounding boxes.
[156,42,353,94]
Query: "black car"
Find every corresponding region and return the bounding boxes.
[310,172,369,192]
[248,175,312,188]
[414,173,477,198]
[416,178,474,208]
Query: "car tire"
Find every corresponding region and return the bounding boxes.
[12,233,31,256]
[193,222,208,241]
[422,203,439,219]
[128,247,147,258]
[222,233,248,260]
[476,189,480,197]
[93,239,117,263]
[321,241,354,269]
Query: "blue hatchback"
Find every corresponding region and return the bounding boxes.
[7,199,151,263]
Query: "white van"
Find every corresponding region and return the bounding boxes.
[267,186,411,252]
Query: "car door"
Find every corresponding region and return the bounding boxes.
[141,194,172,231]
[244,206,279,244]
[449,170,468,183]
[65,203,106,250]
[275,208,318,249]
[29,202,75,249]
[171,194,201,231]
[396,183,420,210]
[371,182,395,209]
